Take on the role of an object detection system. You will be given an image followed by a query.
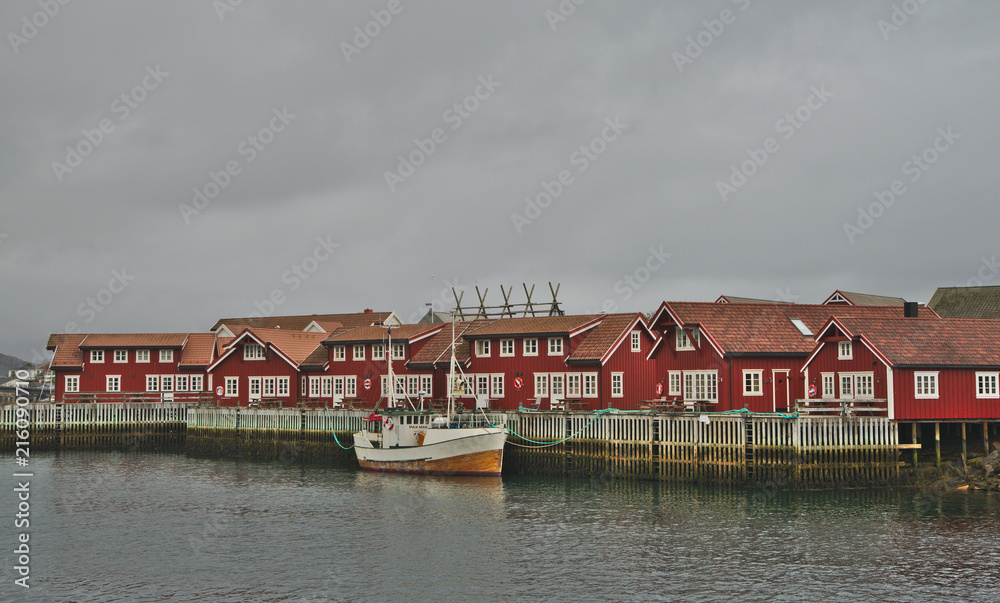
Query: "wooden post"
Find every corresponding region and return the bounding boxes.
[911,422,918,468]
[985,422,991,456]
[935,422,941,467]
[961,422,967,461]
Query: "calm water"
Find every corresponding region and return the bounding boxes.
[2,452,999,603]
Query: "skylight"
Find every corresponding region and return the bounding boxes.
[789,318,813,337]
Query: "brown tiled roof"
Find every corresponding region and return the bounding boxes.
[241,329,327,365]
[178,333,217,368]
[79,333,188,348]
[322,324,443,344]
[408,320,494,367]
[460,315,602,338]
[716,295,793,304]
[216,336,233,356]
[46,334,87,369]
[309,320,345,333]
[928,286,1000,319]
[211,312,393,333]
[656,302,939,356]
[834,317,1000,367]
[823,290,906,306]
[568,313,647,364]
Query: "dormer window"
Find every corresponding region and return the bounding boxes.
[676,328,698,351]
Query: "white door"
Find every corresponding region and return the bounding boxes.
[550,374,565,409]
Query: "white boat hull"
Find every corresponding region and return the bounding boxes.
[354,427,506,476]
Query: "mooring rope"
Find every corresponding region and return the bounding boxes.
[505,408,614,448]
[331,427,355,450]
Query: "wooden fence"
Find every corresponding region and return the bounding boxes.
[1,402,190,450]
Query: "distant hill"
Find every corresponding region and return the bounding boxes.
[0,352,29,378]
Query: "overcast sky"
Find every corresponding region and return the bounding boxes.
[2,0,998,362]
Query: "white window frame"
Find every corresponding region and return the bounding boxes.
[321,376,332,397]
[630,331,641,352]
[160,349,174,363]
[353,344,365,361]
[333,345,346,361]
[743,370,763,396]
[392,343,405,360]
[276,376,289,397]
[248,377,261,400]
[523,338,538,356]
[839,374,853,399]
[394,375,405,396]
[225,377,238,397]
[176,375,189,392]
[476,374,490,397]
[535,373,548,397]
[914,372,938,399]
[853,373,874,399]
[309,377,321,398]
[160,375,174,392]
[243,344,265,360]
[114,349,127,363]
[419,375,432,397]
[976,372,999,399]
[668,371,682,396]
[583,373,598,398]
[106,375,121,393]
[333,377,345,398]
[491,374,504,398]
[345,376,356,397]
[547,338,563,356]
[682,371,717,402]
[406,375,419,396]
[475,340,491,357]
[611,373,623,398]
[146,375,160,392]
[191,375,203,392]
[838,341,853,360]
[261,377,275,397]
[821,373,835,399]
[91,350,104,363]
[500,339,514,357]
[566,373,581,397]
[550,374,564,397]
[136,349,150,363]
[65,375,79,393]
[676,328,697,351]
[372,344,385,362]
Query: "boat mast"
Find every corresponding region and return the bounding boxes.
[447,318,456,421]
[386,326,394,408]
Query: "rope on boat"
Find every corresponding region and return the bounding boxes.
[331,428,355,450]
[505,408,614,448]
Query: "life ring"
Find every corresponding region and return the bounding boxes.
[384,417,394,430]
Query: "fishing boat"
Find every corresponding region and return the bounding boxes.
[352,324,507,476]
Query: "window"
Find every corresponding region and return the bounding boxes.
[302,376,307,394]
[491,374,504,397]
[551,375,564,397]
[275,377,289,397]
[475,340,491,357]
[176,375,189,392]
[160,349,174,363]
[114,350,127,363]
[915,372,938,398]
[65,375,79,393]
[344,376,356,397]
[476,375,490,397]
[840,374,853,399]
[381,375,390,396]
[631,331,641,352]
[420,375,432,397]
[500,339,514,357]
[161,375,174,392]
[243,344,265,360]
[583,374,598,398]
[106,375,121,392]
[91,350,104,363]
[353,344,365,361]
[136,349,150,363]
[394,376,405,396]
[372,344,385,361]
[683,371,717,402]
[668,371,682,396]
[523,338,538,356]
[838,341,852,360]
[854,374,874,399]
[392,343,405,360]
[146,375,160,392]
[334,377,345,397]
[611,373,623,397]
[976,372,999,399]
[333,346,345,361]
[248,378,261,399]
[309,377,321,397]
[566,374,581,397]
[407,376,419,396]
[676,328,698,351]
[789,318,813,337]
[191,375,203,392]
[821,373,835,399]
[261,377,275,397]
[548,338,563,356]
[321,377,332,397]
[743,370,763,396]
[225,377,238,396]
[535,374,548,397]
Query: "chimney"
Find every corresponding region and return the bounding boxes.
[363,308,373,313]
[903,301,919,318]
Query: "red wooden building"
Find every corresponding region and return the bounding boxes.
[46,332,216,403]
[647,301,939,413]
[803,316,1000,421]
